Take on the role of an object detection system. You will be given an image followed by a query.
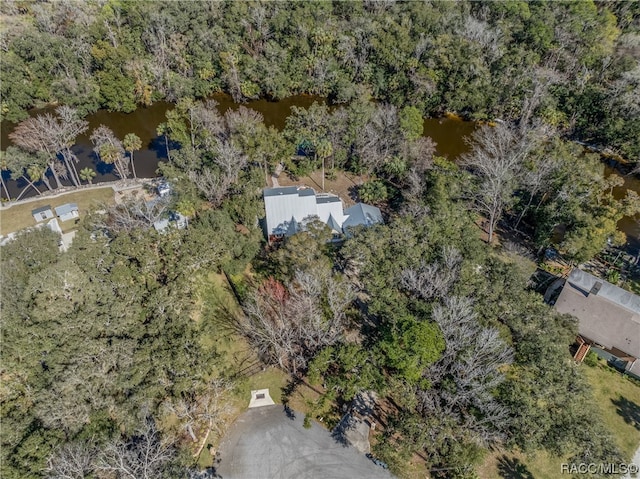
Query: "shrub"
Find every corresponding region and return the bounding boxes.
[359,180,388,204]
[584,350,599,367]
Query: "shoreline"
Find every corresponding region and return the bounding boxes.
[0,178,154,211]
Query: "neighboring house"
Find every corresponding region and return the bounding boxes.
[153,212,188,233]
[32,205,54,222]
[263,186,383,243]
[55,203,79,222]
[554,268,640,377]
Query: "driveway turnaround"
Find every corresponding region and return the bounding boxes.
[215,405,394,479]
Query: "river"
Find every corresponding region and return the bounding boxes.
[0,95,637,253]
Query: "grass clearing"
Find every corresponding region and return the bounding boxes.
[478,449,566,479]
[0,187,115,235]
[477,362,640,478]
[195,271,291,405]
[583,361,640,460]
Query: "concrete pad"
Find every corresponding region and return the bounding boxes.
[60,230,76,252]
[248,389,275,408]
[333,414,371,454]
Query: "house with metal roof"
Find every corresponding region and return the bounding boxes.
[554,268,640,377]
[32,205,54,223]
[54,203,79,222]
[263,186,383,243]
[153,211,188,233]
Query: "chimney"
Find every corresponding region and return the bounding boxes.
[589,282,602,296]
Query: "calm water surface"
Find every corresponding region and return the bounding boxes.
[1,96,637,253]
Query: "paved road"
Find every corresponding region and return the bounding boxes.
[215,405,394,479]
[623,443,640,479]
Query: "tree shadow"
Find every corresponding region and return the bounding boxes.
[497,455,534,479]
[348,184,360,203]
[611,395,640,430]
[148,135,180,161]
[281,375,302,406]
[283,404,296,420]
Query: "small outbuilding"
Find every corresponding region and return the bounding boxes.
[55,203,79,222]
[32,205,54,223]
[157,181,172,197]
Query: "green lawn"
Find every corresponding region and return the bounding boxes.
[583,362,640,460]
[0,187,115,235]
[478,362,640,478]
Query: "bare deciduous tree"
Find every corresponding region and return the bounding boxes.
[519,67,564,131]
[46,442,98,479]
[419,297,514,445]
[355,104,401,175]
[56,106,89,186]
[163,379,233,458]
[92,196,170,235]
[97,419,175,479]
[400,246,462,301]
[239,270,354,374]
[462,123,533,243]
[187,168,234,207]
[9,107,88,188]
[212,139,248,182]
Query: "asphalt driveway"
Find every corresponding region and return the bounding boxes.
[215,405,394,479]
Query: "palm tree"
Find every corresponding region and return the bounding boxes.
[156,123,172,163]
[316,139,333,192]
[123,133,142,179]
[79,167,96,185]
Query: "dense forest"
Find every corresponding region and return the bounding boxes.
[1,98,635,478]
[1,0,639,164]
[1,1,640,479]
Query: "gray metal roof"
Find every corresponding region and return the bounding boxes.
[264,186,315,198]
[555,269,640,359]
[316,194,342,204]
[264,187,318,237]
[342,203,383,229]
[263,188,382,240]
[54,203,79,216]
[566,269,640,314]
[32,205,53,215]
[326,214,343,234]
